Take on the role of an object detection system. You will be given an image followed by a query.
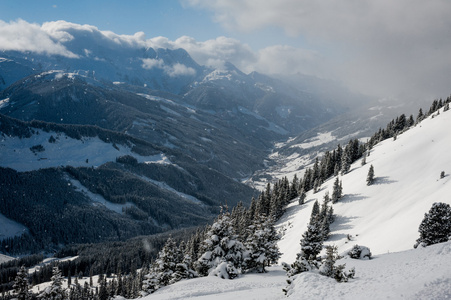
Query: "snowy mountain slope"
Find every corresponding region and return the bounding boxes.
[0,212,27,240]
[0,253,14,264]
[248,97,433,189]
[0,128,167,172]
[143,106,451,299]
[279,107,451,263]
[145,241,451,300]
[0,115,257,250]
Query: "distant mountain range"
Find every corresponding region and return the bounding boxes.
[0,21,373,253]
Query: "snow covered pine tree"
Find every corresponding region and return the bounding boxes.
[38,266,66,300]
[244,216,281,273]
[367,164,375,185]
[195,210,246,279]
[13,265,31,300]
[414,202,451,248]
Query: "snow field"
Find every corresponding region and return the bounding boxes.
[146,107,451,299]
[0,129,170,172]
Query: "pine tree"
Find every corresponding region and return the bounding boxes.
[150,237,180,288]
[300,215,324,260]
[416,108,424,123]
[97,277,108,300]
[141,267,159,296]
[319,245,354,282]
[361,151,367,166]
[309,200,320,224]
[367,165,375,185]
[169,241,197,285]
[313,178,321,193]
[319,192,334,239]
[195,210,245,279]
[331,177,343,203]
[13,265,31,300]
[414,202,451,248]
[67,269,71,288]
[39,266,66,299]
[298,187,306,205]
[244,216,281,273]
[340,149,351,175]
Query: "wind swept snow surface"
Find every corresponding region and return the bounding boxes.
[143,108,451,299]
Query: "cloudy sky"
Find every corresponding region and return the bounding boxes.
[0,0,450,101]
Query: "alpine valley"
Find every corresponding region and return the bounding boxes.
[0,21,368,252]
[1,21,450,300]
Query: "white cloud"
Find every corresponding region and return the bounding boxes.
[254,45,327,78]
[149,35,257,70]
[142,58,196,77]
[0,19,78,58]
[142,58,164,70]
[184,0,451,99]
[167,63,196,77]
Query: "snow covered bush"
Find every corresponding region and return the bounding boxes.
[283,245,355,294]
[348,244,372,259]
[414,202,451,248]
[319,245,355,283]
[283,251,315,278]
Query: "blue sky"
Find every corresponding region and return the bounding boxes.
[0,1,217,39]
[1,0,451,101]
[0,0,295,50]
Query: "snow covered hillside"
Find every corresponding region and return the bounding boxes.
[279,107,451,261]
[0,129,169,172]
[144,107,451,299]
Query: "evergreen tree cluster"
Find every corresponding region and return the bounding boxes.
[283,193,355,293]
[142,195,284,295]
[368,96,451,148]
[293,139,365,200]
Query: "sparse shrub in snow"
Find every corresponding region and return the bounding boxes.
[283,245,355,294]
[414,202,451,248]
[284,251,315,278]
[208,261,239,279]
[115,155,138,165]
[348,244,372,259]
[30,144,45,154]
[320,245,355,282]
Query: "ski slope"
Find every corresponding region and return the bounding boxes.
[143,107,451,299]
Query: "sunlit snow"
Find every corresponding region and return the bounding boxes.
[143,107,451,299]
